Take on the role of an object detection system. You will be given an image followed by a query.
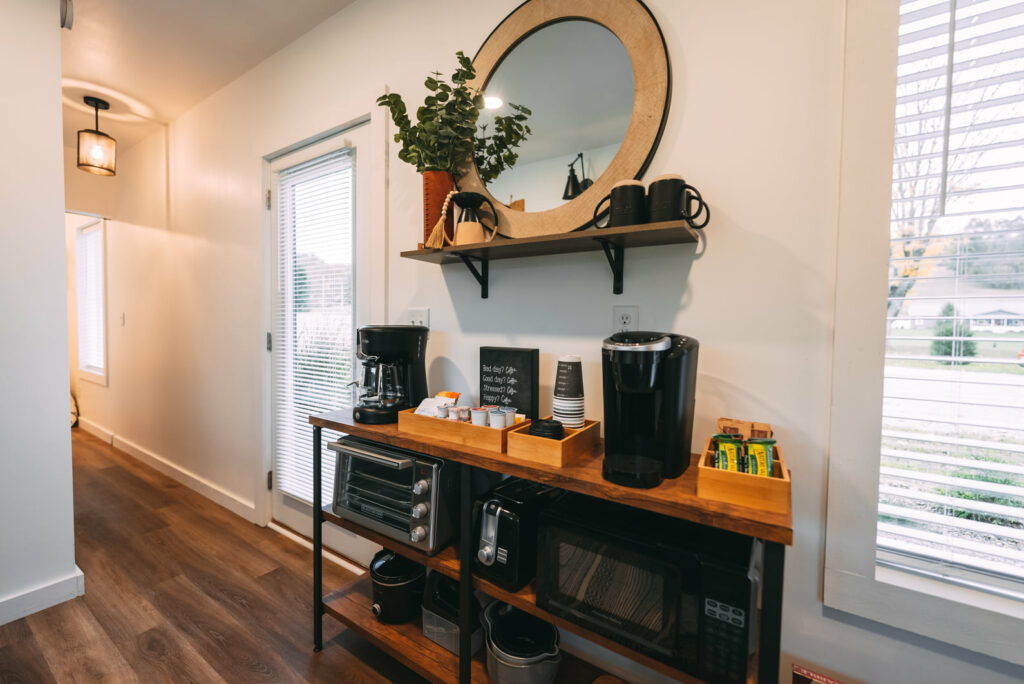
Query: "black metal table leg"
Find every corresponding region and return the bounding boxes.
[313,425,323,652]
[458,463,473,684]
[758,541,785,684]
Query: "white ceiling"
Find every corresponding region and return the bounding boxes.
[61,0,354,150]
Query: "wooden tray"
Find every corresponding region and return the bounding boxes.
[397,408,527,453]
[506,417,600,467]
[696,419,791,514]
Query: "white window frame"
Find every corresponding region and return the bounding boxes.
[823,0,1024,666]
[75,217,108,387]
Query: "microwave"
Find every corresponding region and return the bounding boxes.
[536,493,761,684]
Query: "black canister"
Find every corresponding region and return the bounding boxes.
[369,549,426,624]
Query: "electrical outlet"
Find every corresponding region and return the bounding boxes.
[613,305,639,332]
[408,307,430,328]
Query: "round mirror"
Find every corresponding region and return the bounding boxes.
[459,0,669,238]
[477,21,634,214]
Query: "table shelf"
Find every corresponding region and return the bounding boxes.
[322,511,753,684]
[312,409,792,545]
[311,410,788,684]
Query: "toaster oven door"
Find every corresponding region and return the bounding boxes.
[536,522,700,670]
[329,438,439,551]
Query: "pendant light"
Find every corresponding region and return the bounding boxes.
[77,96,116,176]
[561,152,592,200]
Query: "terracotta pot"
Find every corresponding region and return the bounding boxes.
[422,170,455,245]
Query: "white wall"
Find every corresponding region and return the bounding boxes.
[64,0,1024,681]
[0,0,82,624]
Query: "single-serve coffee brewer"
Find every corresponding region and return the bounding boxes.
[353,325,429,424]
[601,331,699,488]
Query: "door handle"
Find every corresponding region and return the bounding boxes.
[327,441,412,469]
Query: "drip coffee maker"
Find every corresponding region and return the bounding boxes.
[353,325,429,424]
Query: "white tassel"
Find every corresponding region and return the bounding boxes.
[425,190,457,249]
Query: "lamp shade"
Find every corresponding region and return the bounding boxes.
[77,129,116,176]
[562,167,582,200]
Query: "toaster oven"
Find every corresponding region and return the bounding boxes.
[536,493,761,684]
[329,436,499,555]
[329,436,456,555]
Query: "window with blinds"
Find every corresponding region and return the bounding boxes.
[273,149,354,503]
[879,0,1024,598]
[76,220,105,379]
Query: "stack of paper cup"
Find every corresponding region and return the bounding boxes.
[552,355,585,429]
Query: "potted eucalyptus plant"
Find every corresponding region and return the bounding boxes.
[377,51,531,245]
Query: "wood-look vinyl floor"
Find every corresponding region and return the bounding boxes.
[0,429,424,684]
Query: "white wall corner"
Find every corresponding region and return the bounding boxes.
[0,565,84,626]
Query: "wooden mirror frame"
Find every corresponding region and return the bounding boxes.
[458,0,670,238]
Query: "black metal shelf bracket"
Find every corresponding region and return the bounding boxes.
[457,254,489,298]
[594,238,625,294]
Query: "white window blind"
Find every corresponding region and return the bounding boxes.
[273,149,355,503]
[76,221,105,377]
[879,0,1024,597]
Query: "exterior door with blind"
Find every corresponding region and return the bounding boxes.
[879,0,1024,597]
[269,124,379,564]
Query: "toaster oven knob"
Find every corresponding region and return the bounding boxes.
[410,526,427,543]
[477,545,495,565]
[411,503,429,519]
[371,603,382,617]
[412,479,430,495]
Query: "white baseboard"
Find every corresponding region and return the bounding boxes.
[0,565,85,626]
[76,418,257,523]
[78,417,113,444]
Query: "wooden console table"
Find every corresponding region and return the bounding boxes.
[309,409,792,683]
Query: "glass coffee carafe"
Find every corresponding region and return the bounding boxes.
[355,356,408,409]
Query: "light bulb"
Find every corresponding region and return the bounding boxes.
[89,145,105,164]
[484,96,503,110]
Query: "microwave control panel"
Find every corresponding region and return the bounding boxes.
[700,598,748,684]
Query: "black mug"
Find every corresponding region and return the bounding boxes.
[646,174,710,229]
[593,180,646,229]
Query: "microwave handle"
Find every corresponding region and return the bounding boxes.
[327,441,413,470]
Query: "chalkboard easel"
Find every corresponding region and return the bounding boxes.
[479,347,540,420]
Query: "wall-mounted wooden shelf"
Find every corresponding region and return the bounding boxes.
[399,219,701,298]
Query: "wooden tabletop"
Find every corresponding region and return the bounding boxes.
[310,408,793,545]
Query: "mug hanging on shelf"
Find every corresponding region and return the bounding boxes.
[450,192,499,246]
[592,180,645,229]
[646,174,710,229]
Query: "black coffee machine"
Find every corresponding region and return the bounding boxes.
[601,331,699,488]
[353,325,429,424]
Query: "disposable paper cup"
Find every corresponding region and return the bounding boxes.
[554,356,584,399]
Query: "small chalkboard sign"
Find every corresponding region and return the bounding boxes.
[479,347,540,420]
